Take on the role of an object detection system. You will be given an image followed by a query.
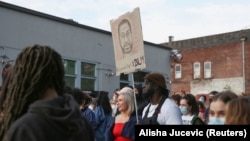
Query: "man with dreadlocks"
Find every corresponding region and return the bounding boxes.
[140,72,182,125]
[0,63,13,121]
[0,44,95,141]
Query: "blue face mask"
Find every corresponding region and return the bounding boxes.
[199,97,205,103]
[208,117,225,125]
[179,107,188,115]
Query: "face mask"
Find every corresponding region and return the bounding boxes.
[208,117,225,125]
[199,109,205,113]
[179,107,188,115]
[111,104,116,110]
[199,97,205,103]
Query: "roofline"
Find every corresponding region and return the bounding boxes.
[0,1,111,34]
[0,1,172,50]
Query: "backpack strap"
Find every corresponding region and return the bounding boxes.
[191,115,205,125]
[142,104,151,120]
[140,95,168,125]
[152,95,167,116]
[143,95,167,119]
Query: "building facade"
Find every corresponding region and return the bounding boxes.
[0,1,173,95]
[163,29,250,95]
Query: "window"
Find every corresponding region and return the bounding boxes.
[63,59,97,91]
[133,71,149,84]
[120,73,130,88]
[193,62,201,79]
[119,71,149,88]
[175,64,181,79]
[204,61,211,78]
[63,59,76,88]
[81,62,96,90]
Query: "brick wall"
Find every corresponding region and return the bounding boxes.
[164,29,250,95]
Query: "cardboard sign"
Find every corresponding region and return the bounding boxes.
[110,7,146,75]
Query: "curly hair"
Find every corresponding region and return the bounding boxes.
[0,44,65,140]
[181,93,199,115]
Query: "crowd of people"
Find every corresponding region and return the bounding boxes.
[0,44,249,141]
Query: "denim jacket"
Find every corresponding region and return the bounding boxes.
[94,106,113,141]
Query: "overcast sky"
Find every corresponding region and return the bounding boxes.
[3,0,250,43]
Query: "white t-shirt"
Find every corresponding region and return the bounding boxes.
[142,98,183,125]
[181,115,194,125]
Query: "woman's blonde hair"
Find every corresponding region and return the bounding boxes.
[225,96,250,125]
[117,87,135,115]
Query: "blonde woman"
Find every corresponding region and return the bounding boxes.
[106,86,140,141]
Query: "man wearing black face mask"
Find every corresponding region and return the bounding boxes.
[140,72,182,125]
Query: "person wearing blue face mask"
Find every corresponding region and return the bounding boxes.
[198,96,205,103]
[179,94,205,125]
[179,106,188,115]
[208,117,225,125]
[208,91,238,125]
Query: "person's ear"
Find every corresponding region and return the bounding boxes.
[153,83,159,90]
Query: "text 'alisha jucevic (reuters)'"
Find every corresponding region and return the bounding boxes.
[135,125,250,140]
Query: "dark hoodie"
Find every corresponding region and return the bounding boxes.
[7,94,95,141]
